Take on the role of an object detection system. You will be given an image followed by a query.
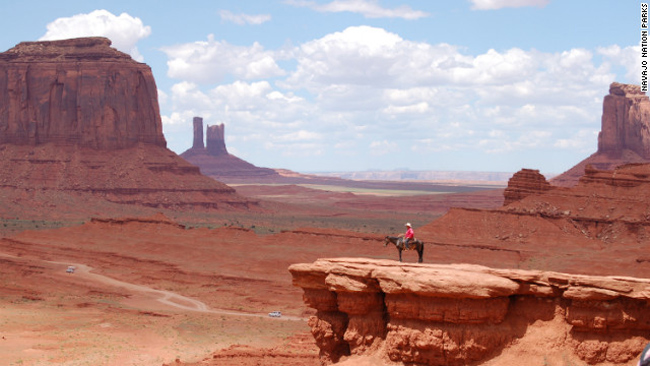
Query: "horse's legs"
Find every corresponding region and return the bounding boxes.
[398,248,402,262]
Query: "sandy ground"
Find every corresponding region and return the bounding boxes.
[8,181,633,366]
[0,223,325,366]
[0,211,409,366]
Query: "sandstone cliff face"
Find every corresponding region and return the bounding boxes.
[0,37,165,149]
[290,258,650,365]
[598,82,650,159]
[192,117,205,149]
[206,123,228,156]
[0,38,256,215]
[552,82,650,187]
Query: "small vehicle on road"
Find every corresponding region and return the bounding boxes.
[66,266,76,274]
[268,311,281,318]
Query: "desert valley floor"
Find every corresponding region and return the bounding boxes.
[0,180,507,366]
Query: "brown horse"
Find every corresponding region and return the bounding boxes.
[384,236,424,263]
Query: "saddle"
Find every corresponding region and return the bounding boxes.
[402,237,418,250]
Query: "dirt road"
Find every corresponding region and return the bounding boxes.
[1,252,305,321]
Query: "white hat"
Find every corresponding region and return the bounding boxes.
[405,223,411,227]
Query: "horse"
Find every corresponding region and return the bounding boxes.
[384,236,424,263]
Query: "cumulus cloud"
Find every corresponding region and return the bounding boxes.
[160,25,630,172]
[370,140,399,155]
[469,0,550,10]
[161,34,285,83]
[597,45,641,84]
[219,10,271,25]
[39,9,151,61]
[285,0,429,19]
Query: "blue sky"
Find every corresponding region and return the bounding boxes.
[0,0,642,174]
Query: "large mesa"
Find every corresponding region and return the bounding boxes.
[0,38,255,217]
[0,37,166,149]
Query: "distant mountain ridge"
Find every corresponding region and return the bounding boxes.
[313,170,514,184]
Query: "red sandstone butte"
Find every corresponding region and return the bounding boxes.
[0,38,256,215]
[0,37,165,149]
[181,117,281,182]
[502,168,551,206]
[552,82,650,186]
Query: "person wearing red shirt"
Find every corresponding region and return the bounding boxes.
[404,223,414,249]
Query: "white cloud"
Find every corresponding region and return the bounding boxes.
[285,0,428,19]
[160,25,622,172]
[597,45,642,84]
[219,10,271,25]
[162,111,197,126]
[39,10,151,61]
[469,0,550,10]
[554,129,599,151]
[273,130,322,142]
[161,34,285,83]
[382,102,429,115]
[370,140,399,156]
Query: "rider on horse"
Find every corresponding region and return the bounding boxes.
[404,223,414,249]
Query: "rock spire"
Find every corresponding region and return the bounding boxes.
[551,82,650,186]
[181,117,280,182]
[206,123,228,156]
[192,117,204,149]
[598,82,650,158]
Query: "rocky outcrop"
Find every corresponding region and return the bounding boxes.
[206,123,228,156]
[0,37,166,149]
[192,117,205,149]
[598,82,650,159]
[290,258,650,365]
[0,38,256,215]
[180,117,281,182]
[503,168,551,206]
[552,82,650,186]
[413,163,650,278]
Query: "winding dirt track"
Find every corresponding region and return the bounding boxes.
[1,252,304,321]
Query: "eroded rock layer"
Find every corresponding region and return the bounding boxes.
[503,168,551,206]
[0,38,256,214]
[290,258,650,365]
[552,82,650,186]
[0,37,165,149]
[0,143,254,213]
[403,163,650,279]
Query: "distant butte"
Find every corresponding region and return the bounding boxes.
[552,82,650,186]
[0,37,256,218]
[180,117,282,182]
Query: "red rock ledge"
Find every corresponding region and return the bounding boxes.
[289,258,650,365]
